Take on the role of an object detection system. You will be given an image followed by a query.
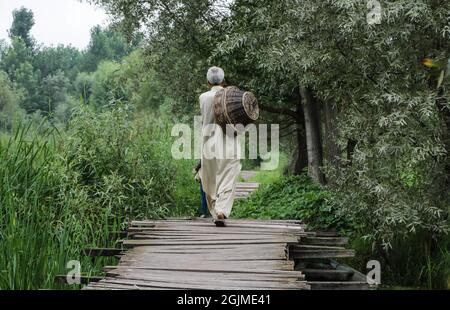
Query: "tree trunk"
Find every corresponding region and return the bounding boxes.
[346,139,357,166]
[323,101,340,171]
[300,86,325,184]
[287,103,308,175]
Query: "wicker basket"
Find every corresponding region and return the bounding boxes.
[214,86,259,131]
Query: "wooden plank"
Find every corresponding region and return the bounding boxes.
[128,223,307,232]
[308,281,370,290]
[108,266,298,277]
[113,261,295,271]
[124,243,289,250]
[290,249,355,259]
[235,190,256,194]
[239,171,257,181]
[297,269,354,281]
[312,231,340,237]
[121,248,288,261]
[124,249,287,258]
[120,252,289,261]
[301,236,349,246]
[131,219,303,227]
[128,223,305,231]
[293,244,346,250]
[127,230,301,236]
[123,239,299,247]
[106,274,303,289]
[107,269,304,282]
[86,281,176,290]
[121,250,287,258]
[100,277,309,290]
[235,188,258,192]
[130,234,299,242]
[127,227,309,236]
[103,266,304,277]
[236,182,260,187]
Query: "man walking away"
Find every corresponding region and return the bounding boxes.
[199,67,242,227]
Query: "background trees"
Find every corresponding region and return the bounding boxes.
[0,6,137,117]
[9,7,35,49]
[81,25,139,72]
[0,71,24,131]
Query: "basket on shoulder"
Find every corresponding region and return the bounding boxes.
[213,86,260,134]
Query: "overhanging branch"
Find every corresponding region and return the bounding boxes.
[259,103,298,120]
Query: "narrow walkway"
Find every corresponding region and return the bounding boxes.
[235,170,259,199]
[82,171,369,290]
[85,219,310,290]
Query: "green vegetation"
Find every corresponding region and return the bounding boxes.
[233,174,349,231]
[0,105,201,289]
[0,2,449,290]
[235,168,450,289]
[0,8,197,289]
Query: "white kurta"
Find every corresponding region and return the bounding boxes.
[199,86,242,219]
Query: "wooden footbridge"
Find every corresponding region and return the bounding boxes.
[59,171,370,290]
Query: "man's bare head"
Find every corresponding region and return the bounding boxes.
[207,66,225,86]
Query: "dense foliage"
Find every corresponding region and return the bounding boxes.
[0,2,449,289]
[0,104,200,289]
[0,7,139,117]
[233,174,350,231]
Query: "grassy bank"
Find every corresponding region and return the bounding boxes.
[0,104,197,289]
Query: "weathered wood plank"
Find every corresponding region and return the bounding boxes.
[106,270,304,284]
[308,281,370,290]
[236,182,260,187]
[101,277,309,290]
[105,267,303,278]
[240,170,257,180]
[131,219,304,227]
[127,227,309,236]
[290,249,355,259]
[301,236,349,246]
[123,240,298,247]
[130,234,300,243]
[297,269,354,281]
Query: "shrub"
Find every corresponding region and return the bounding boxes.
[233,174,351,231]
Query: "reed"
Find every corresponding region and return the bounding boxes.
[0,105,190,289]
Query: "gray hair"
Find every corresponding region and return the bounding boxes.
[206,66,225,85]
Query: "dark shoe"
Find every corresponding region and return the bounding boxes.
[214,213,226,227]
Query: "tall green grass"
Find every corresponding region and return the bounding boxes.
[0,104,197,289]
[346,232,450,289]
[0,122,77,289]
